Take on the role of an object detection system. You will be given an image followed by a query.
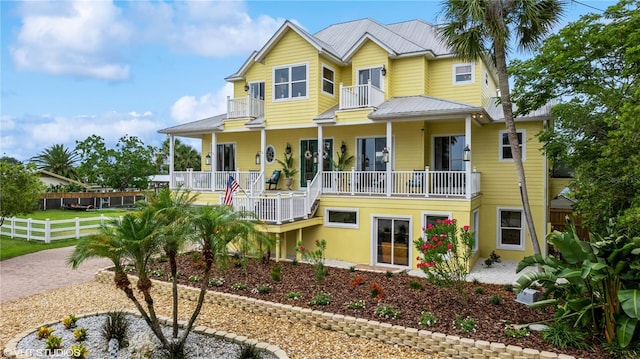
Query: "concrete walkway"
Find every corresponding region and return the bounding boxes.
[0,246,111,303]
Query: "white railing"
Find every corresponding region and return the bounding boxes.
[321,168,480,197]
[0,215,121,243]
[306,172,322,215]
[171,170,259,191]
[339,81,385,110]
[227,96,264,118]
[226,193,308,224]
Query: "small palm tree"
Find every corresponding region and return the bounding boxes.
[157,138,201,172]
[439,0,565,255]
[31,144,80,180]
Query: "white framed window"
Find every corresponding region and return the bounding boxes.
[273,63,308,100]
[497,208,525,250]
[484,71,489,86]
[499,130,526,161]
[325,208,358,228]
[421,212,452,229]
[249,81,265,100]
[373,216,411,267]
[321,64,335,96]
[472,209,479,252]
[265,145,276,164]
[453,63,474,85]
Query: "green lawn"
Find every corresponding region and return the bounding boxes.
[0,209,132,261]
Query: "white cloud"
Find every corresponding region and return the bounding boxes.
[131,1,283,57]
[170,83,233,123]
[10,0,133,80]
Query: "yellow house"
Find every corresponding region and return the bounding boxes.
[159,19,554,268]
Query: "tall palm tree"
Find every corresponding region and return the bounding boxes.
[439,0,566,255]
[157,138,201,172]
[31,144,80,179]
[138,187,198,338]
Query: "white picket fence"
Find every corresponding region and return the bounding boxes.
[0,215,121,243]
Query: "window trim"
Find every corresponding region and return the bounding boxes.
[265,145,276,165]
[356,66,385,91]
[272,62,309,101]
[420,212,452,232]
[321,64,335,97]
[248,81,265,100]
[472,209,479,253]
[499,129,526,161]
[496,207,526,251]
[324,208,359,229]
[453,62,474,85]
[371,214,412,268]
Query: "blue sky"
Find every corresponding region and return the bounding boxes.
[1,0,616,162]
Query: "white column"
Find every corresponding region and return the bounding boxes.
[386,121,392,197]
[317,125,323,179]
[169,135,175,189]
[465,115,472,199]
[261,128,266,176]
[211,132,217,190]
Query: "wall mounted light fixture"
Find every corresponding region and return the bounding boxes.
[205,152,212,165]
[255,151,261,165]
[381,64,387,76]
[244,83,250,92]
[382,147,389,163]
[463,145,471,161]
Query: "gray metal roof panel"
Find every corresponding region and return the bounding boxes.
[158,114,225,135]
[386,20,452,56]
[485,97,554,121]
[368,95,481,120]
[313,105,338,122]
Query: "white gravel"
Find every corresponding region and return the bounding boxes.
[16,314,276,359]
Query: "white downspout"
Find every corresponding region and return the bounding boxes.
[261,128,266,192]
[465,115,472,200]
[317,125,323,185]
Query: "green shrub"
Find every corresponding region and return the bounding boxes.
[347,300,365,310]
[490,294,502,305]
[69,343,89,359]
[73,328,88,342]
[418,311,437,327]
[504,325,529,338]
[101,311,129,348]
[286,292,302,300]
[208,277,225,287]
[270,264,282,282]
[375,305,400,319]
[454,315,476,333]
[471,278,480,285]
[385,270,393,277]
[348,265,355,272]
[474,287,484,294]
[408,281,423,290]
[44,334,63,351]
[309,292,331,306]
[36,326,55,340]
[188,275,203,283]
[231,283,247,291]
[256,284,271,294]
[62,314,77,329]
[541,321,590,350]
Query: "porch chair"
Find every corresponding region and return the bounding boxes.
[407,170,424,193]
[265,170,281,190]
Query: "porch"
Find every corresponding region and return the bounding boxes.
[170,168,481,224]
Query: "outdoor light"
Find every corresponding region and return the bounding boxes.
[382,147,389,163]
[313,151,318,164]
[205,152,212,165]
[244,83,250,92]
[340,141,346,154]
[255,151,261,165]
[285,143,292,155]
[463,145,471,161]
[381,64,387,76]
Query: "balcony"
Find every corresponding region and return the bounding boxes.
[339,82,385,110]
[227,96,264,119]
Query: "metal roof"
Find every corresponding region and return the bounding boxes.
[368,95,482,121]
[485,97,554,122]
[313,105,338,123]
[157,114,225,136]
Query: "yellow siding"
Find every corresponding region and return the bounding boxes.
[202,132,262,172]
[339,65,353,87]
[264,30,319,126]
[335,109,373,124]
[390,57,425,97]
[428,59,481,105]
[549,178,571,199]
[223,119,249,131]
[350,41,388,98]
[318,57,340,114]
[480,62,498,107]
[393,122,425,170]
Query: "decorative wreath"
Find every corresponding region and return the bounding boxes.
[322,151,328,160]
[304,150,313,159]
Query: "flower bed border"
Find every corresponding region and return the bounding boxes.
[91,269,577,359]
[3,308,288,359]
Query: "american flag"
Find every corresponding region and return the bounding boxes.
[223,176,240,205]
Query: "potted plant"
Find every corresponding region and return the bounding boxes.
[332,149,354,191]
[276,152,299,190]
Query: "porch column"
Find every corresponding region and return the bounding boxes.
[169,135,175,189]
[386,121,392,197]
[465,115,472,199]
[211,132,217,191]
[317,125,323,180]
[274,233,281,262]
[261,128,266,191]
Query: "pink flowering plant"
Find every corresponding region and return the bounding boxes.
[296,239,328,283]
[413,218,474,299]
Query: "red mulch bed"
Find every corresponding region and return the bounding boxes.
[143,255,605,358]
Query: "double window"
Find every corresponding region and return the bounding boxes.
[499,130,525,161]
[497,208,525,250]
[453,63,474,84]
[273,64,308,100]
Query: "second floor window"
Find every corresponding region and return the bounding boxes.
[453,63,474,84]
[274,64,307,100]
[249,82,264,100]
[499,130,525,161]
[322,65,335,95]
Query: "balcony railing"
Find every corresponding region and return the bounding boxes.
[227,96,264,118]
[171,170,262,192]
[339,81,385,110]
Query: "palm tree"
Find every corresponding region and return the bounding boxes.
[157,138,201,172]
[68,209,169,348]
[31,144,80,179]
[138,187,198,338]
[439,0,566,255]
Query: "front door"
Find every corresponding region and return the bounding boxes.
[375,218,410,266]
[300,139,333,187]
